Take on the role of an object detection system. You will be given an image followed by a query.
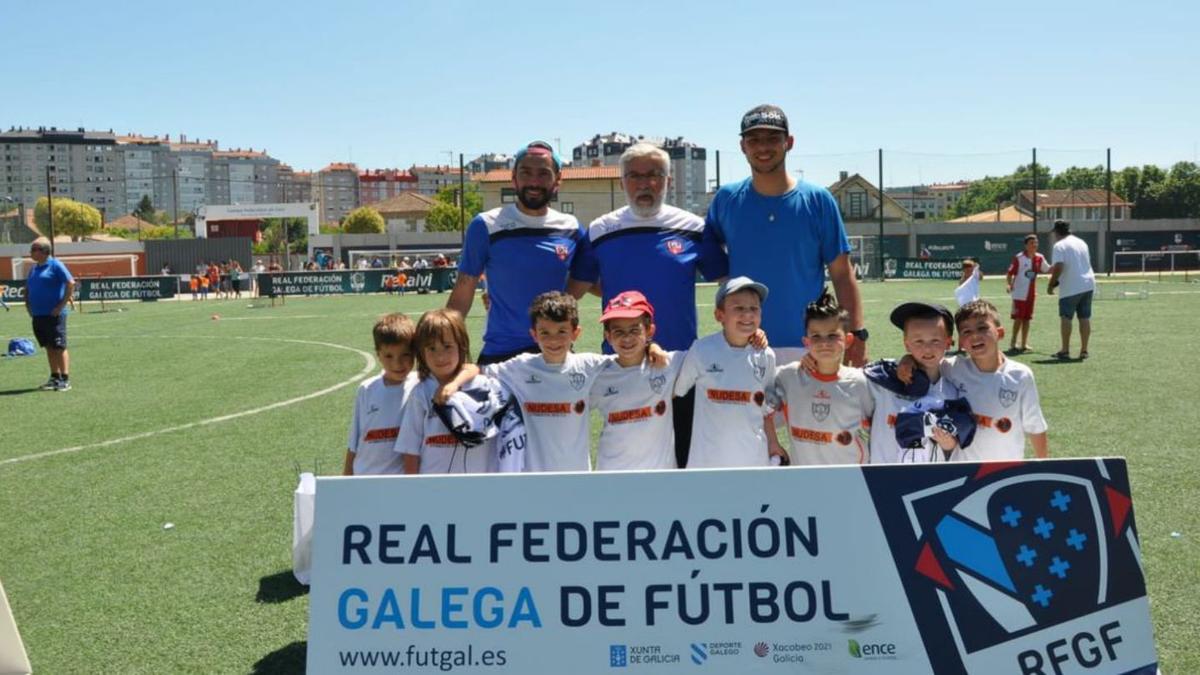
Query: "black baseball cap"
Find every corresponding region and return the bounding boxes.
[740,104,789,135]
[890,302,955,336]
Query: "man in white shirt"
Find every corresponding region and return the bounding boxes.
[1046,220,1096,360]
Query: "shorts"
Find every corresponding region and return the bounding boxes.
[32,314,68,349]
[1058,290,1094,320]
[1011,298,1035,321]
[231,277,241,292]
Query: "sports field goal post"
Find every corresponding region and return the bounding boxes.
[11,254,139,280]
[1111,250,1199,281]
[847,235,882,281]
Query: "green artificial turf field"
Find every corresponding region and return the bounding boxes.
[1,276,1197,673]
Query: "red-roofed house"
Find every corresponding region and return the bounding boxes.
[1017,189,1130,223]
[477,165,623,226]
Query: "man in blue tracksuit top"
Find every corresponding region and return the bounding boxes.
[447,140,586,365]
[569,141,728,467]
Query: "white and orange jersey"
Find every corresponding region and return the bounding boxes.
[769,364,873,465]
[674,332,776,468]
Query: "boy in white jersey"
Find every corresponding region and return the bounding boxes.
[674,277,780,468]
[768,289,873,465]
[945,300,1049,461]
[590,290,683,470]
[398,309,500,474]
[343,313,418,475]
[1005,234,1048,353]
[867,302,963,464]
[482,292,613,472]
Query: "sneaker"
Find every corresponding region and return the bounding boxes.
[39,377,59,391]
[54,379,72,391]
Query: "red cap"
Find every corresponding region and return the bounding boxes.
[600,290,654,322]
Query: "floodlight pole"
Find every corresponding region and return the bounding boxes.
[1106,148,1113,275]
[459,152,466,246]
[878,148,885,282]
[1031,148,1038,236]
[45,166,56,256]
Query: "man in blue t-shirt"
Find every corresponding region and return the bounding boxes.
[447,141,585,365]
[704,104,868,366]
[568,141,728,467]
[24,237,76,391]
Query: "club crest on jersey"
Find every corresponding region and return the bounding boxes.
[812,402,831,422]
[568,371,587,391]
[666,238,684,255]
[649,373,667,394]
[525,374,542,384]
[752,359,767,382]
[706,363,724,374]
[555,244,570,261]
[899,463,1139,664]
[999,388,1018,408]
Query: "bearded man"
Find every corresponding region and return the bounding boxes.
[448,140,586,365]
[568,142,729,466]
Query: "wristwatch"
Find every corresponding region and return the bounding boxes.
[851,328,869,342]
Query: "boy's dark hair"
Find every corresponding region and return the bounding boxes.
[529,291,579,328]
[414,309,471,380]
[373,312,416,351]
[805,287,848,330]
[955,299,1003,329]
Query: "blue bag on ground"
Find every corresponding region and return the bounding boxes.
[6,339,36,357]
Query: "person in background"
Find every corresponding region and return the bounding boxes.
[1046,219,1096,360]
[24,237,75,391]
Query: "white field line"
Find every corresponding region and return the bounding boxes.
[0,335,375,468]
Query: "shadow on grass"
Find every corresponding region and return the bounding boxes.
[256,570,309,604]
[0,387,41,396]
[1031,358,1080,365]
[252,640,306,674]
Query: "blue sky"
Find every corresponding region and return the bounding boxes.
[4,0,1197,187]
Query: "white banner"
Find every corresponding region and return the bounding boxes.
[306,460,1157,674]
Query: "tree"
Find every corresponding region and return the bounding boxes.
[257,217,309,254]
[133,195,156,221]
[1049,165,1105,190]
[425,183,483,232]
[33,197,101,241]
[342,206,385,234]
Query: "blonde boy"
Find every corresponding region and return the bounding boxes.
[674,276,779,468]
[343,313,418,475]
[944,300,1049,460]
[768,290,873,465]
[868,302,963,463]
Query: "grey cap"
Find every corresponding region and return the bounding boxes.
[715,276,769,306]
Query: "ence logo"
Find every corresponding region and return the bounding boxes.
[848,639,897,660]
